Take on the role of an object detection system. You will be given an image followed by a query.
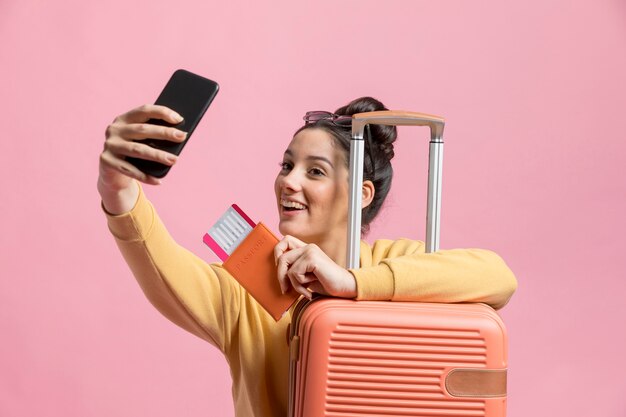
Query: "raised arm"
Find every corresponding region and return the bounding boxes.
[98,105,241,352]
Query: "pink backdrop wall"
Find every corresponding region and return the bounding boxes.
[1,1,625,416]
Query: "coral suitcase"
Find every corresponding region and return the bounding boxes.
[287,111,508,417]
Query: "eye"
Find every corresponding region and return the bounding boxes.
[308,167,325,177]
[279,161,292,172]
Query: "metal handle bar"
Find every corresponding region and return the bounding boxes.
[347,110,445,269]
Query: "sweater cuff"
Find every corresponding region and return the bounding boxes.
[350,263,394,301]
[102,183,154,241]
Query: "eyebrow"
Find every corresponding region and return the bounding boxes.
[284,150,334,168]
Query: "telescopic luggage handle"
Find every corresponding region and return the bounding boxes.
[347,111,445,269]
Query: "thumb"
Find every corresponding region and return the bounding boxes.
[307,281,328,296]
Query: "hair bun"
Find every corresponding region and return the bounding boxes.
[335,96,397,162]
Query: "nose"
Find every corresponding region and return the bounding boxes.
[277,169,302,193]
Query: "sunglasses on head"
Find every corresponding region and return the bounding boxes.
[304,111,352,127]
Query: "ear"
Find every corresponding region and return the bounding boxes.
[362,180,375,209]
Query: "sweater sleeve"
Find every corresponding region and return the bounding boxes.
[350,239,517,310]
[103,183,241,353]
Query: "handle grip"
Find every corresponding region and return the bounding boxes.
[352,110,444,141]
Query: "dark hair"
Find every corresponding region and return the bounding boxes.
[295,96,397,234]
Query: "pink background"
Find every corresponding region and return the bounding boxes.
[1,1,625,416]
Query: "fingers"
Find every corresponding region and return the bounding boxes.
[113,123,187,142]
[100,105,187,187]
[105,136,178,166]
[99,150,163,186]
[99,104,183,192]
[116,104,184,125]
[274,235,306,265]
[276,245,300,294]
[287,270,314,300]
[275,243,357,299]
[105,121,187,150]
[276,244,320,300]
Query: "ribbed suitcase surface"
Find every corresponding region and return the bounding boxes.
[289,299,507,417]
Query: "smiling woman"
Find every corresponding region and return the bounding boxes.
[98,96,517,417]
[275,130,352,255]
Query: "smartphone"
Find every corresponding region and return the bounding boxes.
[126,69,219,178]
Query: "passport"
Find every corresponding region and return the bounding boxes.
[203,205,299,321]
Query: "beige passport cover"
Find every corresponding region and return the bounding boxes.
[223,223,299,321]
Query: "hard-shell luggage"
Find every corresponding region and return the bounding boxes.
[287,111,509,417]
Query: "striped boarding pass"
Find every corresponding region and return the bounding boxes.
[203,204,256,262]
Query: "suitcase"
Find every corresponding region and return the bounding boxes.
[287,111,508,417]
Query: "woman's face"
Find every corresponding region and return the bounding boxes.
[274,128,349,244]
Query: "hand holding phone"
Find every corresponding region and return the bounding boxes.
[126,69,219,178]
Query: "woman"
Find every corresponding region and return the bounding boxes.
[99,97,517,417]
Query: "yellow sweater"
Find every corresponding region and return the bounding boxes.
[104,185,517,417]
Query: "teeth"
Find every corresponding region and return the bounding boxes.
[281,199,307,210]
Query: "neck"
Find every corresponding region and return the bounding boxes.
[315,234,348,268]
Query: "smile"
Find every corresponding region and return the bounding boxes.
[280,199,307,211]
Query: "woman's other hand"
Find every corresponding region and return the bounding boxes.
[274,235,357,300]
[97,104,186,214]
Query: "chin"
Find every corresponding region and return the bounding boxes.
[278,222,314,243]
[278,223,303,239]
